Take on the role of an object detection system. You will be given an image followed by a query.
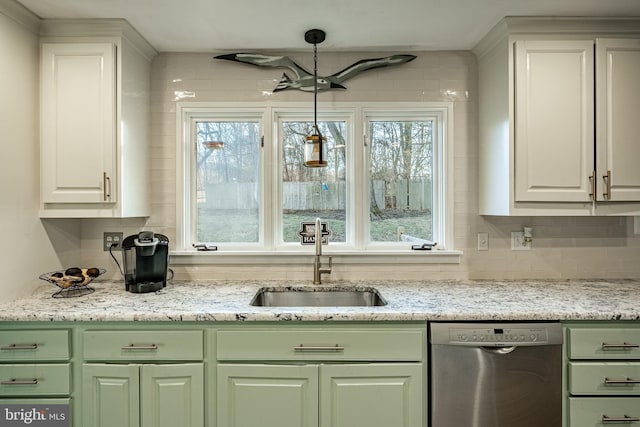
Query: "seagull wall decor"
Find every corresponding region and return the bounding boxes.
[214,53,417,92]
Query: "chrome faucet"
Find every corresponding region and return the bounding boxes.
[313,217,332,284]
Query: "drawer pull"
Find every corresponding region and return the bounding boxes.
[0,344,38,351]
[121,344,158,351]
[1,378,38,385]
[605,377,640,385]
[602,415,640,423]
[294,344,345,352]
[602,342,640,350]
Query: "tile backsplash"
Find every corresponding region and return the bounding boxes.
[78,51,640,281]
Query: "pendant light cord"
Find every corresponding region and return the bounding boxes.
[313,41,318,130]
[313,41,323,164]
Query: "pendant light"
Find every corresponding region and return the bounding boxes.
[303,29,327,168]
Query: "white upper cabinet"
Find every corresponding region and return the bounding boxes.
[39,20,157,218]
[475,18,640,216]
[41,42,116,205]
[596,38,640,203]
[514,40,594,203]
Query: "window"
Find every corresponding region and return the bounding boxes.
[177,103,454,256]
[194,119,261,244]
[280,118,348,244]
[366,116,436,244]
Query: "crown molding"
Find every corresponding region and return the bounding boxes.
[0,0,40,34]
[473,16,640,59]
[40,18,157,61]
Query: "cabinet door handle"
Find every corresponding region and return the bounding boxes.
[1,378,38,385]
[294,344,345,352]
[604,377,640,385]
[103,172,111,201]
[602,170,612,200]
[602,342,640,350]
[121,344,158,351]
[602,415,640,423]
[0,344,38,351]
[589,171,596,201]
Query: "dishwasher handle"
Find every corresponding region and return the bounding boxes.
[481,346,517,354]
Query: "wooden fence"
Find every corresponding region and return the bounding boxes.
[201,179,432,210]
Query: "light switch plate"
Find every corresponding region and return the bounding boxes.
[477,232,489,251]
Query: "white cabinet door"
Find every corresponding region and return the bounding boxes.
[514,40,595,202]
[596,38,640,202]
[41,43,116,204]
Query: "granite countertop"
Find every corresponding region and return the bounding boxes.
[1,279,639,322]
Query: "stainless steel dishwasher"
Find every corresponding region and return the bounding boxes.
[430,322,563,427]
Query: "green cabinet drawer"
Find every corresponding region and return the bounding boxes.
[0,364,70,396]
[568,328,640,359]
[83,330,203,361]
[217,328,424,361]
[0,330,70,361]
[569,397,640,426]
[569,362,640,395]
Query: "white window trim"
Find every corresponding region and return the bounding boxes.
[174,101,461,264]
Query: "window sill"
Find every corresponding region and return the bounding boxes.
[170,249,463,265]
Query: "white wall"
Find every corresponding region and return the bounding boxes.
[76,50,640,281]
[1,10,634,284]
[0,1,80,300]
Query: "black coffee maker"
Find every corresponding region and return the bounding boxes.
[122,231,170,293]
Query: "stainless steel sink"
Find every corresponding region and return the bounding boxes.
[250,287,387,307]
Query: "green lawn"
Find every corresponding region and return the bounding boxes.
[197,209,432,243]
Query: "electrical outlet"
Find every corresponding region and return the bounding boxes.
[477,232,489,251]
[511,231,531,251]
[103,232,124,251]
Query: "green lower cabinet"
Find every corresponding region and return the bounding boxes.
[569,362,640,395]
[83,363,204,427]
[0,364,70,396]
[140,364,204,427]
[82,364,140,427]
[217,363,423,427]
[0,330,70,361]
[217,364,319,427]
[320,364,423,427]
[565,323,640,427]
[568,397,640,426]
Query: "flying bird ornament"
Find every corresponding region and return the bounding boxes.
[214,53,417,92]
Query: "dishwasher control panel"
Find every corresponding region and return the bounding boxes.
[430,322,563,346]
